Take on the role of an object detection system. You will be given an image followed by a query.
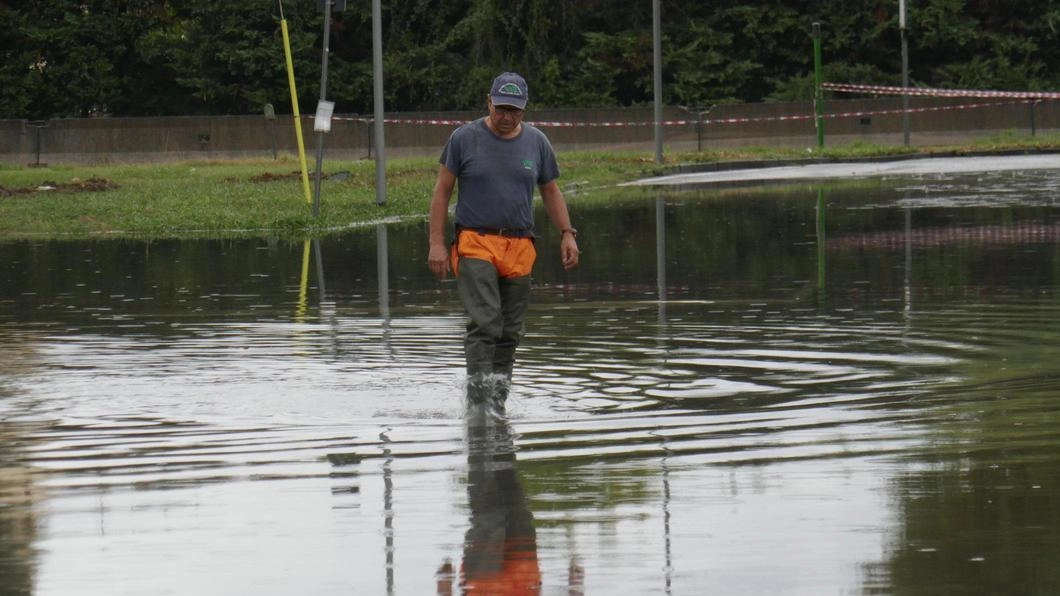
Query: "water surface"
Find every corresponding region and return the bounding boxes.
[2,166,1060,595]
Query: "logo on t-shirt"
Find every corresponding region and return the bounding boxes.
[521,159,534,170]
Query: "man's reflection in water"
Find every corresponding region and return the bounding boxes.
[437,400,584,596]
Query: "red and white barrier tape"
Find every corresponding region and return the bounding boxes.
[318,92,1044,129]
[821,99,1035,120]
[822,82,1060,100]
[330,116,687,127]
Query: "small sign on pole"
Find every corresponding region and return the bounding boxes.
[314,100,335,132]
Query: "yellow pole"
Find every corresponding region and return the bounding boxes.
[280,12,312,204]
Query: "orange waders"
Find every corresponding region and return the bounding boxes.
[451,229,537,403]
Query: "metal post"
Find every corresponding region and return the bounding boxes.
[900,0,910,146]
[652,0,663,164]
[696,114,702,152]
[28,120,48,167]
[677,105,710,153]
[264,103,277,160]
[813,22,824,149]
[312,0,333,218]
[697,105,716,152]
[372,0,387,205]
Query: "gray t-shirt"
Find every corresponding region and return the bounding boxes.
[440,118,560,231]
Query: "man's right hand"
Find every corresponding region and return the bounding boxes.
[428,165,457,280]
[428,242,450,279]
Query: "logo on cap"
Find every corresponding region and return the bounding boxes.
[498,83,524,97]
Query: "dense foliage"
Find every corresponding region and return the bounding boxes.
[2,0,1058,119]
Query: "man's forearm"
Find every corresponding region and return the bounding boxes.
[540,182,572,230]
[429,166,456,247]
[429,193,449,246]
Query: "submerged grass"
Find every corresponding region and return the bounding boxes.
[1,132,1058,240]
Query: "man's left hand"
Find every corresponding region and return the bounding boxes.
[561,235,580,270]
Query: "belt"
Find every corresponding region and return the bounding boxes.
[458,226,535,238]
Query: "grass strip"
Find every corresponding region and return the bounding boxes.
[1,132,1057,240]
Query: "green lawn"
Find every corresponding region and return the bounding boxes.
[2,132,1057,240]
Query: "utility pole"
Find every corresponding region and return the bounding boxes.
[312,0,343,218]
[813,22,824,149]
[900,0,911,146]
[652,0,663,164]
[372,0,387,205]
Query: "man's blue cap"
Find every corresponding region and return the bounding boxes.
[490,72,528,110]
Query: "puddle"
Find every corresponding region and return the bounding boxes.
[2,168,1060,595]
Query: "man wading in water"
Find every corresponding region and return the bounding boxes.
[427,72,580,413]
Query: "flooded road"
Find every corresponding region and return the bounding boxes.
[2,165,1060,595]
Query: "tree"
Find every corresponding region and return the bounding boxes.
[1,0,1057,118]
[139,0,317,115]
[0,1,167,118]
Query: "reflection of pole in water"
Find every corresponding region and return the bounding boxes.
[377,224,390,318]
[295,239,328,322]
[663,463,672,596]
[315,239,342,356]
[816,189,827,295]
[313,239,327,300]
[655,195,667,312]
[651,430,674,596]
[296,239,311,321]
[655,195,670,365]
[904,207,912,321]
[381,427,395,596]
[377,224,391,317]
[377,224,393,353]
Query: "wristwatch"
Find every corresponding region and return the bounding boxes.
[561,227,578,238]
